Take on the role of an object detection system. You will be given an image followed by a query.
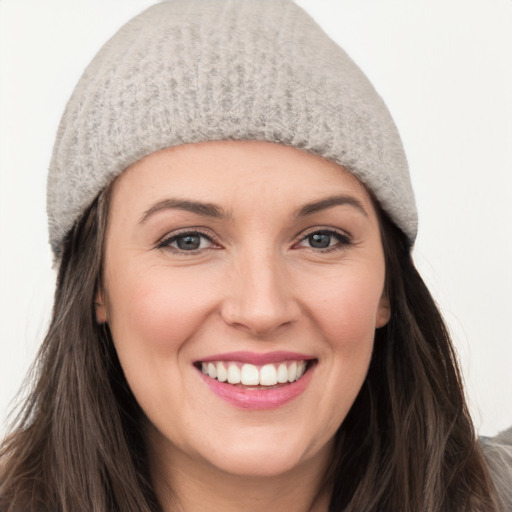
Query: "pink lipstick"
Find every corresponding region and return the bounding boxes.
[198,351,315,365]
[195,352,316,410]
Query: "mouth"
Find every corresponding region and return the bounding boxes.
[194,354,317,409]
[195,359,313,389]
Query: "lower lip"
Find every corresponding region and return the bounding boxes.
[199,364,314,410]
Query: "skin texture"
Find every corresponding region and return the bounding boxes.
[96,140,390,512]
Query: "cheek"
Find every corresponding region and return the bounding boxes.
[305,269,385,351]
[106,266,218,361]
[303,267,383,403]
[103,265,222,426]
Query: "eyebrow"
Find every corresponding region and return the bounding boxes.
[139,198,228,223]
[295,194,368,218]
[139,193,368,224]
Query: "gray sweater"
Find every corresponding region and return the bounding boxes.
[481,426,512,510]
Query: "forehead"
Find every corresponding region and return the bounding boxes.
[111,140,374,215]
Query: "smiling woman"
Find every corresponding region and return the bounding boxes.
[97,141,389,493]
[0,1,511,512]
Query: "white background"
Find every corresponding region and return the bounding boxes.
[1,0,511,437]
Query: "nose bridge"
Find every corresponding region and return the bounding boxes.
[221,243,298,336]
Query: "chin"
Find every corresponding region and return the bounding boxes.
[203,442,313,478]
[186,422,334,479]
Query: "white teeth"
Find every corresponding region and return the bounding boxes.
[277,363,288,383]
[297,361,306,379]
[240,364,260,385]
[216,362,227,382]
[260,364,278,386]
[288,361,297,382]
[207,362,217,379]
[227,364,241,384]
[201,360,311,386]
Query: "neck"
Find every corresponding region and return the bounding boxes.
[147,428,333,512]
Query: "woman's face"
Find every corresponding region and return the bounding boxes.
[97,140,389,479]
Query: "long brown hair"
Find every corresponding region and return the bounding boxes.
[1,188,159,512]
[0,187,501,511]
[327,211,501,511]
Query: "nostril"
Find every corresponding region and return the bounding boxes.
[219,273,301,336]
[220,308,299,337]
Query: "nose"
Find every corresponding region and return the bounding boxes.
[220,250,300,337]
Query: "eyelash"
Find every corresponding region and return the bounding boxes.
[156,229,219,254]
[156,227,352,254]
[294,228,352,252]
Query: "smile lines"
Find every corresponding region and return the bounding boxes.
[200,361,308,387]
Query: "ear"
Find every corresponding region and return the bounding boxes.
[375,292,391,328]
[95,288,108,324]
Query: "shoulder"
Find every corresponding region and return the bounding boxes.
[480,426,512,510]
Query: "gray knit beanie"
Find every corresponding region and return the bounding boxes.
[47,0,417,258]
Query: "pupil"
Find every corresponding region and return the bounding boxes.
[309,233,331,248]
[177,235,201,250]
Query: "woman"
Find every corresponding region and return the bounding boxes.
[1,1,511,511]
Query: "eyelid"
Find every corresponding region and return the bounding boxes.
[293,226,353,250]
[156,227,222,251]
[154,225,352,253]
[296,225,352,240]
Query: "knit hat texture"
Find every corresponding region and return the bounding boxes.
[47,0,417,257]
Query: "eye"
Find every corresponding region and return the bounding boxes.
[296,229,351,251]
[158,231,217,252]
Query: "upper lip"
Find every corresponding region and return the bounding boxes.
[195,351,316,366]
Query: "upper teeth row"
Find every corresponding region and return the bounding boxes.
[201,361,307,386]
